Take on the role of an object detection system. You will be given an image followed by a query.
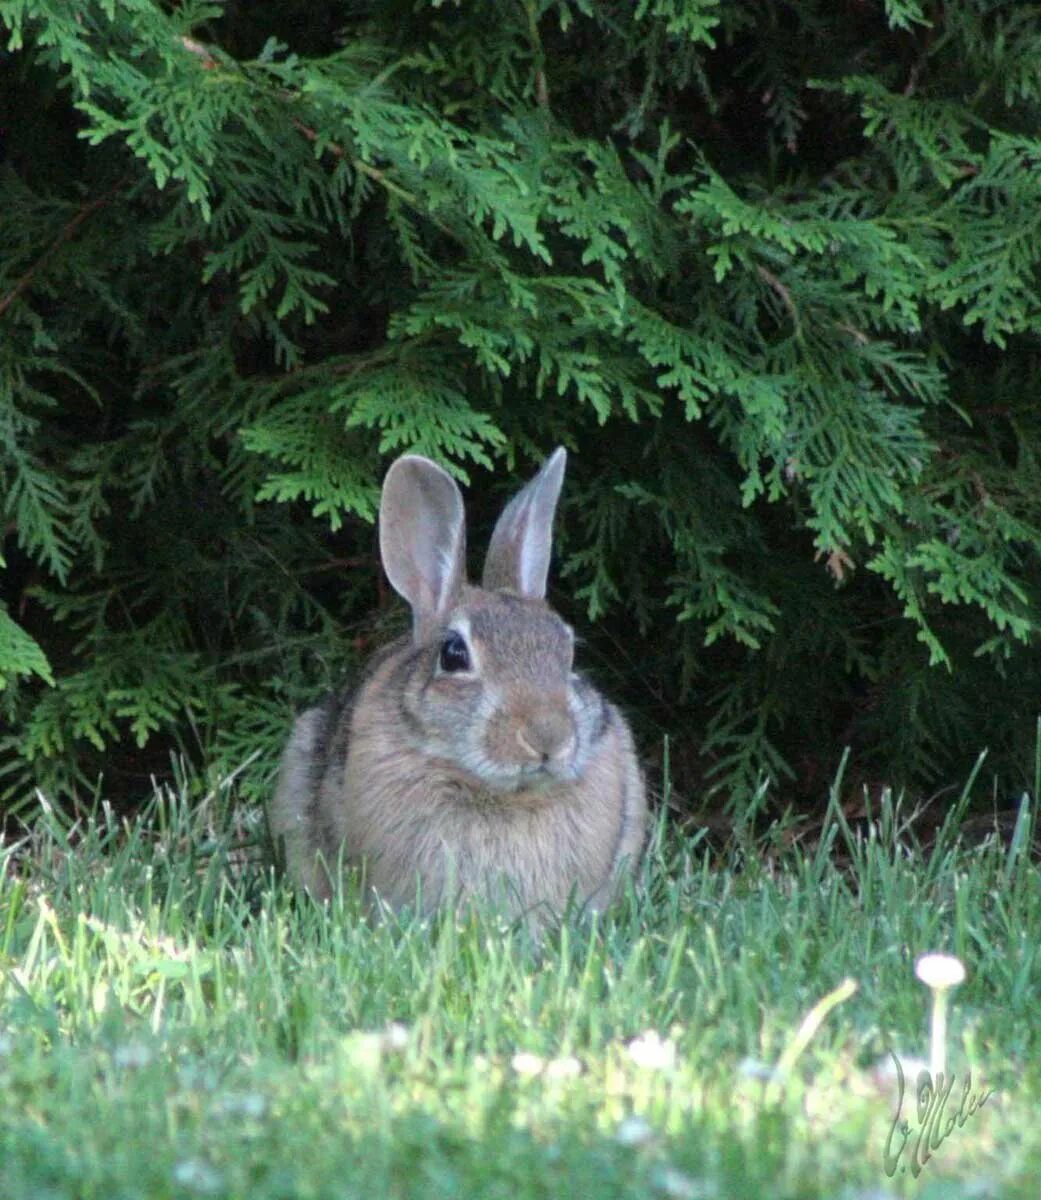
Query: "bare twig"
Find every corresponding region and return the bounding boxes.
[756,263,800,331]
[524,0,551,110]
[290,118,421,208]
[179,36,218,70]
[0,178,127,321]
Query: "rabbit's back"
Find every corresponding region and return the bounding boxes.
[267,688,350,899]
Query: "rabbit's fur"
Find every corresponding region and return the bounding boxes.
[268,448,646,923]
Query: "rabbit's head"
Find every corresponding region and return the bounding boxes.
[378,448,596,794]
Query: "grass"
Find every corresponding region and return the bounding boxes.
[1,762,1039,1200]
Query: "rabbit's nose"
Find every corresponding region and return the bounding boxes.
[516,713,574,764]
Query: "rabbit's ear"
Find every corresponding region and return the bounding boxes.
[380,455,466,641]
[482,447,566,598]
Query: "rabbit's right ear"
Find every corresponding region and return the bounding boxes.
[482,447,566,598]
[379,455,466,642]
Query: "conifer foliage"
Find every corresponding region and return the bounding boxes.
[2,1,1041,810]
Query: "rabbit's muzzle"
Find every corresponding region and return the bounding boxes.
[484,692,577,784]
[515,716,575,765]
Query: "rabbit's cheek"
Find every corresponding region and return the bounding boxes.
[422,673,482,717]
[399,672,483,758]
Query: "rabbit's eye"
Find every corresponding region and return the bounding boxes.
[439,632,471,673]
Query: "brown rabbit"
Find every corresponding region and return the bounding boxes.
[268,448,646,923]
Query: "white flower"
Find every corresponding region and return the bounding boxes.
[114,1042,153,1069]
[213,1091,266,1119]
[341,1031,384,1071]
[736,1056,776,1081]
[872,1052,928,1086]
[652,1164,713,1198]
[626,1030,676,1071]
[177,1063,219,1091]
[545,1055,582,1080]
[615,1114,655,1147]
[172,1159,223,1195]
[381,1022,409,1052]
[511,1051,545,1076]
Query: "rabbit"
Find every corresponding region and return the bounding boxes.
[267,447,647,924]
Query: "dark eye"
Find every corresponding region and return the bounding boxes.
[439,631,471,673]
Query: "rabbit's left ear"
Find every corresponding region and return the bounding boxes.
[482,448,566,598]
[380,455,467,642]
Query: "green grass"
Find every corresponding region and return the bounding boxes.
[1,766,1039,1199]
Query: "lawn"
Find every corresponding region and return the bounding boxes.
[1,761,1038,1199]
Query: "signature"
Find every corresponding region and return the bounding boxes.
[882,1051,993,1178]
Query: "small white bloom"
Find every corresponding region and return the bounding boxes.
[652,1164,710,1199]
[736,1056,776,1081]
[172,1158,223,1195]
[511,1051,545,1076]
[545,1055,582,1080]
[114,1042,153,1069]
[381,1022,409,1052]
[177,1063,219,1091]
[915,953,966,989]
[872,1052,928,1086]
[213,1091,266,1119]
[627,1030,676,1071]
[342,1031,384,1071]
[615,1114,655,1147]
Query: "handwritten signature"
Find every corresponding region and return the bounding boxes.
[883,1050,993,1177]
